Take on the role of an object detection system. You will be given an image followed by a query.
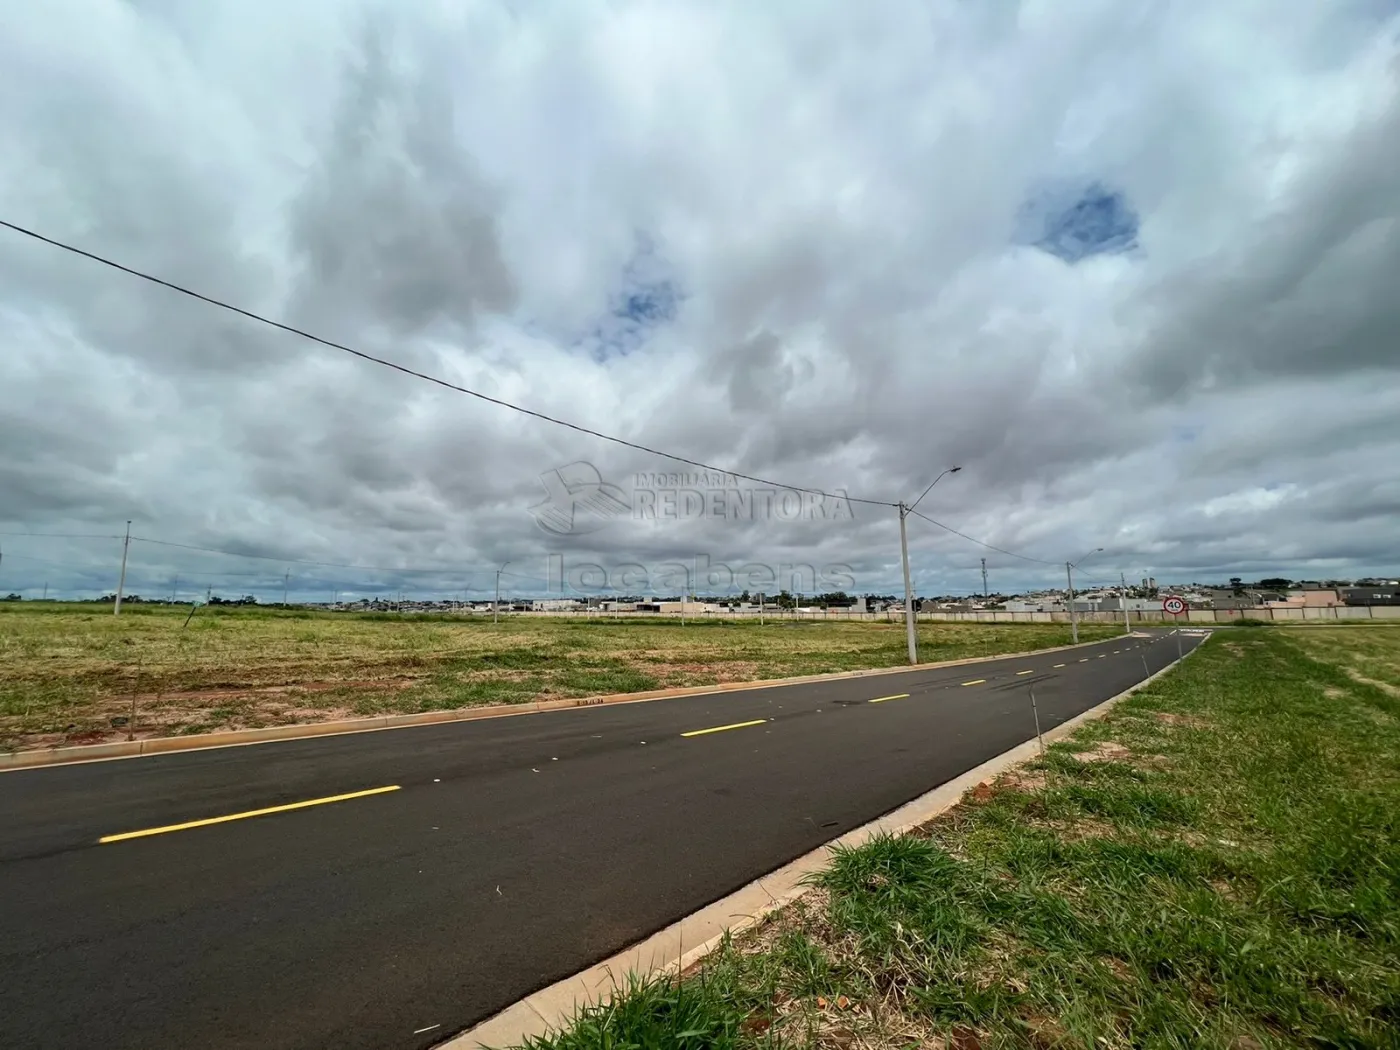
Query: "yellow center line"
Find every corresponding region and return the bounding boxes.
[98,785,402,844]
[961,679,987,686]
[1053,663,1066,668]
[681,718,767,738]
[868,693,910,704]
[1015,669,1034,676]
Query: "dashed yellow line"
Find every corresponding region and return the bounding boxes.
[1015,669,1034,676]
[868,693,910,704]
[99,785,402,844]
[961,679,987,686]
[681,718,767,738]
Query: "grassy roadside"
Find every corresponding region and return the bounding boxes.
[0,605,1120,751]
[521,628,1400,1050]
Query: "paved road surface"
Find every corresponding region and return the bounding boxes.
[0,630,1202,1050]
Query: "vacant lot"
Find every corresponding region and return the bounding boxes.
[0,604,1119,751]
[525,628,1400,1050]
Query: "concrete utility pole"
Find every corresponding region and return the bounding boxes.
[282,571,290,608]
[981,557,988,598]
[898,502,917,665]
[1065,547,1104,645]
[114,520,132,616]
[1121,572,1131,633]
[1065,562,1077,645]
[494,561,510,624]
[899,465,962,665]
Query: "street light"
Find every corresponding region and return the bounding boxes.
[899,466,962,665]
[1065,547,1104,645]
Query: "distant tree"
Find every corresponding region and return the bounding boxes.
[1229,577,1244,595]
[738,589,751,604]
[1258,578,1291,590]
[776,590,795,609]
[3,592,20,601]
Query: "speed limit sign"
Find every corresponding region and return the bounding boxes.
[1162,595,1187,617]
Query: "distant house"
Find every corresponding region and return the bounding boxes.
[1340,587,1400,606]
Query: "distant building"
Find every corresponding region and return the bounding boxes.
[1340,587,1400,606]
[1096,596,1162,612]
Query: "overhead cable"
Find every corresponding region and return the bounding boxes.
[0,219,893,508]
[906,508,1057,565]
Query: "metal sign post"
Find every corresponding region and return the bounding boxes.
[1162,595,1187,660]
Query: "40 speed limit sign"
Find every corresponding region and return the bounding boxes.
[1162,595,1188,616]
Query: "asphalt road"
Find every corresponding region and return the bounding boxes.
[0,629,1202,1050]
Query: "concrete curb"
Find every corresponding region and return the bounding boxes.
[0,637,1121,772]
[443,636,1204,1050]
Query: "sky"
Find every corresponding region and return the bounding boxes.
[1,0,1398,603]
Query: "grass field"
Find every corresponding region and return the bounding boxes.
[0,604,1121,751]
[522,627,1400,1050]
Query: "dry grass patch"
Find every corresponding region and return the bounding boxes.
[0,604,1120,750]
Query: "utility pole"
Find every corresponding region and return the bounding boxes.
[1065,562,1078,644]
[42,581,47,601]
[114,520,131,616]
[282,571,290,608]
[171,575,178,603]
[898,502,917,665]
[1065,548,1102,646]
[897,466,961,666]
[494,561,509,624]
[1121,572,1131,634]
[981,557,988,598]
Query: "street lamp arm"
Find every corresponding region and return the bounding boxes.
[1069,546,1105,569]
[908,466,961,513]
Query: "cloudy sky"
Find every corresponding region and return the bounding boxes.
[2,0,1398,602]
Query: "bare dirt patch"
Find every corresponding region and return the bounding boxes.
[1154,712,1211,728]
[1072,741,1135,763]
[131,677,420,703]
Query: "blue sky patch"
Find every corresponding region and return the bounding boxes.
[1018,181,1141,263]
[579,239,682,361]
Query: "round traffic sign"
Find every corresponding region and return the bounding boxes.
[1162,595,1187,616]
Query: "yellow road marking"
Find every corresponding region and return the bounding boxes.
[681,718,767,738]
[1053,663,1066,668]
[99,785,402,844]
[1015,669,1034,676]
[1098,654,1107,658]
[868,693,910,704]
[961,679,987,686]
[1079,658,1089,662]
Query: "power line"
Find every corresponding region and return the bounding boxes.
[0,219,894,509]
[906,508,1056,565]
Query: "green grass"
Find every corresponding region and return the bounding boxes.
[0,604,1120,750]
[518,629,1400,1050]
